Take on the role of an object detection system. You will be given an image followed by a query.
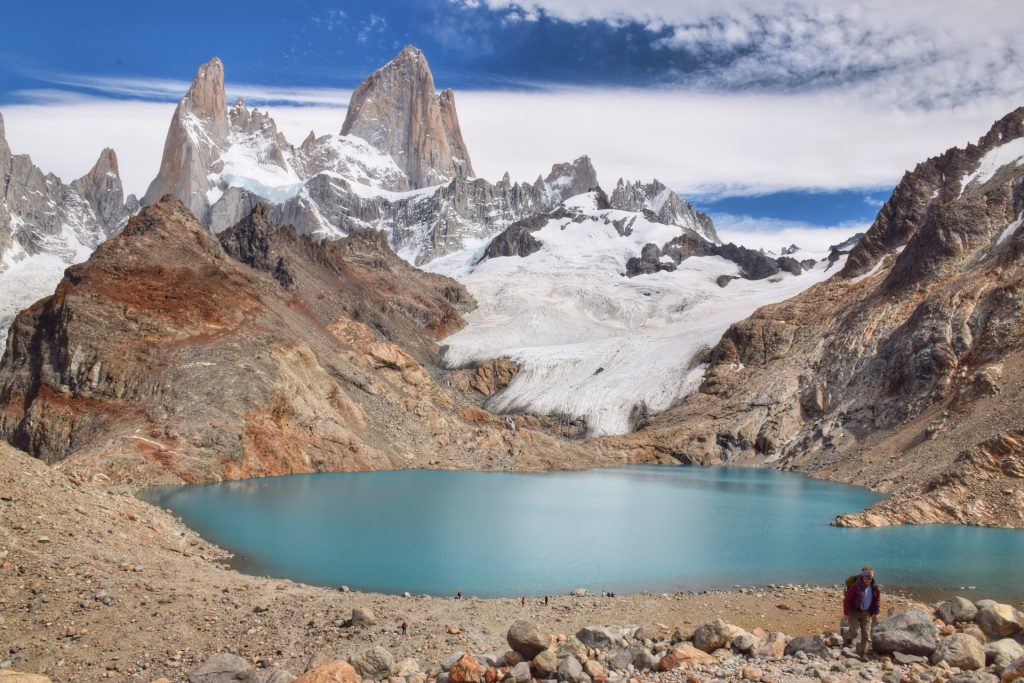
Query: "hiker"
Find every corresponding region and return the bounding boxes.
[401,620,408,636]
[520,596,525,606]
[544,595,549,606]
[842,565,881,655]
[455,589,462,600]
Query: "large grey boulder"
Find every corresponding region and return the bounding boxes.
[508,620,551,660]
[872,610,939,656]
[931,634,986,670]
[609,645,644,671]
[556,636,588,662]
[556,655,583,683]
[692,619,731,653]
[575,626,619,650]
[986,638,1024,667]
[631,650,661,671]
[732,632,757,654]
[975,604,1023,639]
[351,646,394,679]
[188,653,261,683]
[784,636,831,659]
[937,597,980,624]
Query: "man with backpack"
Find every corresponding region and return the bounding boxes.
[842,565,881,656]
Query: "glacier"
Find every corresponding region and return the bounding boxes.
[429,193,846,436]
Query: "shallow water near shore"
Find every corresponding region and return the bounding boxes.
[141,466,1024,599]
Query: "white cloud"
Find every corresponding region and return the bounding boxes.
[712,214,868,253]
[458,0,1024,108]
[0,97,346,198]
[1,84,1016,202]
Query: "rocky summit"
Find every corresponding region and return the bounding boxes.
[341,45,475,189]
[607,106,1024,527]
[0,113,138,334]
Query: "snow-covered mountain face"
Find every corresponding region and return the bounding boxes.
[428,192,841,436]
[144,49,691,264]
[0,113,137,336]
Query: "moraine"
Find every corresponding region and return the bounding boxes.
[141,465,1024,599]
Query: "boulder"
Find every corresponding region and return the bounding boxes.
[752,632,787,659]
[508,662,532,683]
[976,604,1023,639]
[449,654,483,683]
[962,624,989,644]
[872,610,938,656]
[938,598,980,624]
[570,588,588,597]
[988,639,1024,667]
[692,618,731,653]
[352,607,377,627]
[575,627,619,650]
[351,646,394,679]
[609,645,643,671]
[531,650,558,678]
[732,632,756,654]
[556,637,588,662]
[501,651,524,667]
[664,644,716,667]
[557,656,583,683]
[1003,655,1024,682]
[582,660,606,682]
[948,673,999,683]
[266,672,298,683]
[392,659,421,678]
[508,621,551,660]
[632,651,660,671]
[784,636,831,659]
[442,652,466,672]
[932,634,986,670]
[0,673,53,683]
[189,653,261,683]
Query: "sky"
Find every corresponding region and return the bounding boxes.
[2,0,1023,250]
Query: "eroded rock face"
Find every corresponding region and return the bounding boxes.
[342,45,474,189]
[0,200,603,483]
[607,107,1024,528]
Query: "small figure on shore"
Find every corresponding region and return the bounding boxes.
[401,620,408,636]
[456,589,463,600]
[544,595,549,606]
[520,596,525,606]
[842,565,881,656]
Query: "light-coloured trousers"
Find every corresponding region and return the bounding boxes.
[845,610,873,653]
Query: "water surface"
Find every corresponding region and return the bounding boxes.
[141,466,1024,599]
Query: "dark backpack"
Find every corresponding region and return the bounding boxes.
[845,575,858,588]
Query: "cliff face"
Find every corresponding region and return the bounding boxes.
[607,107,1024,527]
[0,199,607,485]
[342,45,475,188]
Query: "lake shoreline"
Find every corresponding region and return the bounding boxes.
[3,444,1023,682]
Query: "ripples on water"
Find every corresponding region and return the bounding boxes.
[141,466,1024,599]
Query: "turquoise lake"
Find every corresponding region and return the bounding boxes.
[140,466,1024,599]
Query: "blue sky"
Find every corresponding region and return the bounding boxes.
[2,0,1023,249]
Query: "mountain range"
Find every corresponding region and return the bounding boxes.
[0,46,1021,527]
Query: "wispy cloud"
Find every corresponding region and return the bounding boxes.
[16,71,351,107]
[454,0,1024,108]
[713,213,869,253]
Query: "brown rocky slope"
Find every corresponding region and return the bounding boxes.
[606,107,1024,527]
[0,197,609,486]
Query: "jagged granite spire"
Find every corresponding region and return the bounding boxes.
[142,57,229,218]
[341,45,475,189]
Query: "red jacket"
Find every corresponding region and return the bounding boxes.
[843,578,881,616]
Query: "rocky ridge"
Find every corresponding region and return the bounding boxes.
[0,113,137,334]
[0,198,615,484]
[142,49,714,265]
[606,107,1024,527]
